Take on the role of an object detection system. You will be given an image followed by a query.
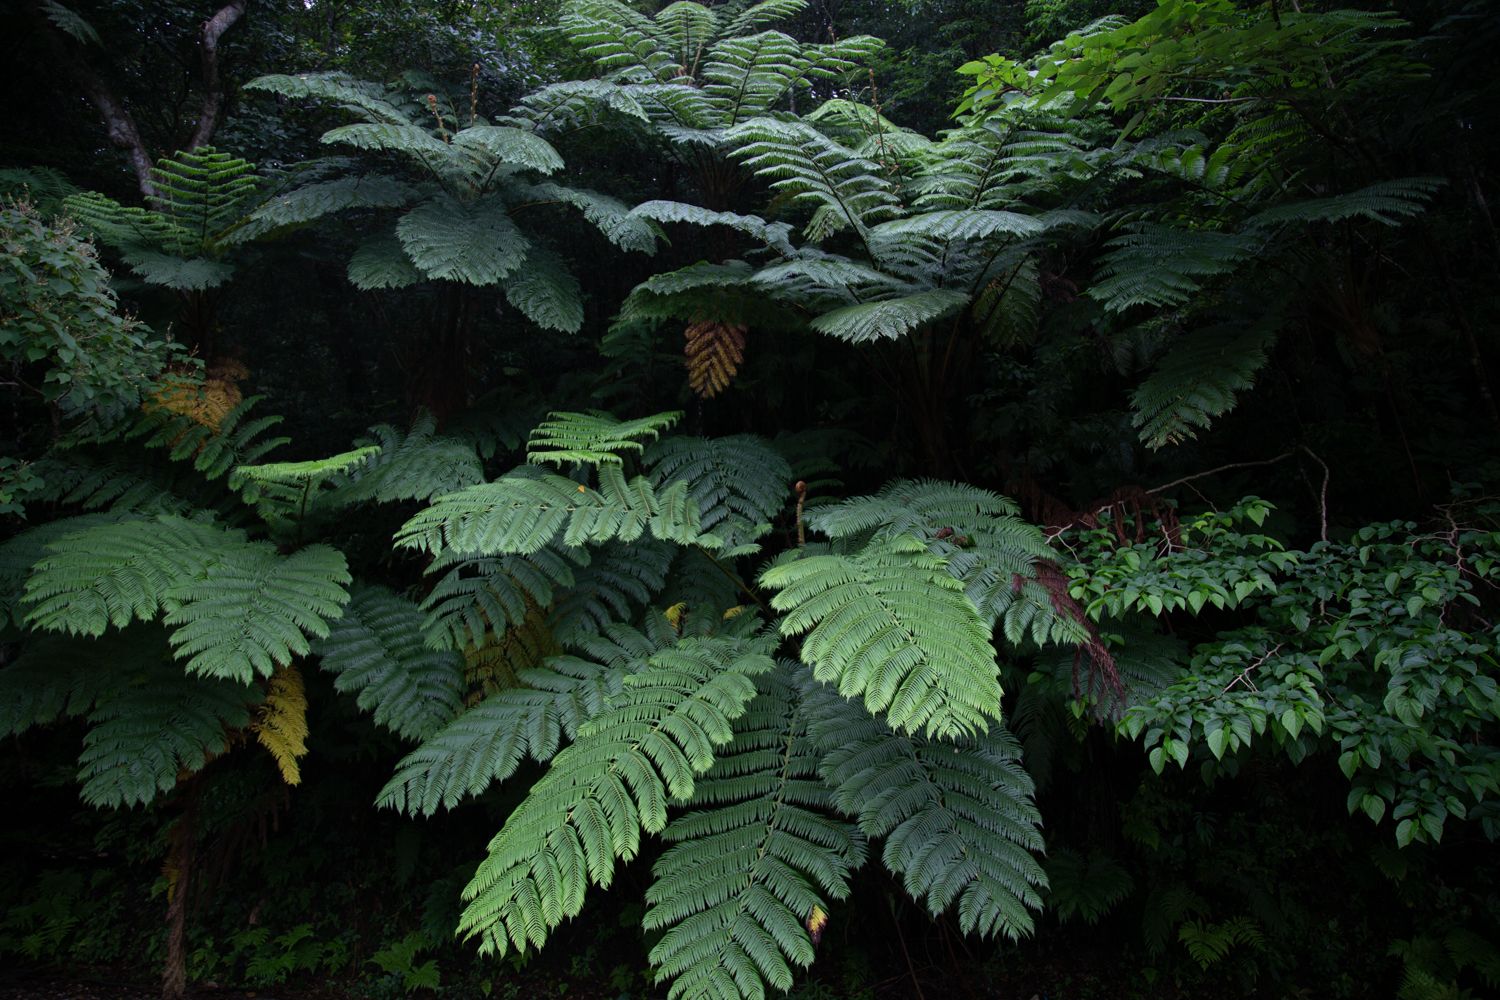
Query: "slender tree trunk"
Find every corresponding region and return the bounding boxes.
[162,776,201,1000]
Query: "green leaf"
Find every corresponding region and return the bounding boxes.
[397,194,529,285]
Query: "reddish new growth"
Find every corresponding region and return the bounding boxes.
[1019,561,1124,706]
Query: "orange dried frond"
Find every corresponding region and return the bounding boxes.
[684,319,746,399]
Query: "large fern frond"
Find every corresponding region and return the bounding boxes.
[645,666,866,999]
[549,540,678,645]
[457,634,775,955]
[313,585,466,741]
[1131,322,1276,449]
[647,435,791,534]
[420,547,579,652]
[397,194,530,285]
[527,410,682,466]
[252,664,310,785]
[79,666,256,807]
[811,690,1047,939]
[761,535,1001,738]
[377,651,637,815]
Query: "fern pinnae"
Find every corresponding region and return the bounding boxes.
[761,534,1002,739]
[644,666,865,999]
[457,634,774,956]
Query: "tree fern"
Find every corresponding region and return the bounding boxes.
[761,535,1001,738]
[808,290,969,344]
[396,195,529,285]
[161,543,352,682]
[458,633,774,956]
[1088,224,1259,312]
[0,629,158,738]
[725,118,900,241]
[548,540,677,646]
[644,666,866,999]
[811,689,1047,939]
[312,585,466,741]
[23,515,350,683]
[236,174,415,240]
[65,148,259,290]
[330,414,485,506]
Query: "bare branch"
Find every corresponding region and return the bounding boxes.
[187,0,249,151]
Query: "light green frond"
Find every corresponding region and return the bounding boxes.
[645,666,866,1000]
[812,690,1047,939]
[313,585,465,740]
[504,80,651,134]
[809,290,968,344]
[457,634,774,956]
[1131,322,1276,449]
[504,246,586,333]
[161,543,351,682]
[22,516,240,637]
[394,464,703,557]
[397,194,530,285]
[377,653,637,815]
[527,410,682,466]
[761,535,1001,738]
[870,209,1043,244]
[320,122,451,159]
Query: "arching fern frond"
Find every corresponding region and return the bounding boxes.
[809,290,969,344]
[396,465,704,557]
[811,689,1047,939]
[645,666,866,999]
[527,410,682,466]
[761,535,1001,738]
[549,540,676,647]
[647,435,792,533]
[724,118,901,241]
[0,629,160,738]
[377,652,637,816]
[1089,224,1258,312]
[331,414,485,506]
[421,548,579,652]
[79,666,256,807]
[1131,322,1276,449]
[313,585,466,741]
[458,634,775,956]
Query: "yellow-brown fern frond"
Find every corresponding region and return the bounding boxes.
[684,320,746,399]
[252,664,309,786]
[664,602,687,632]
[147,359,248,431]
[464,598,558,703]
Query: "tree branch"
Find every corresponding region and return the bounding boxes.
[187,0,249,151]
